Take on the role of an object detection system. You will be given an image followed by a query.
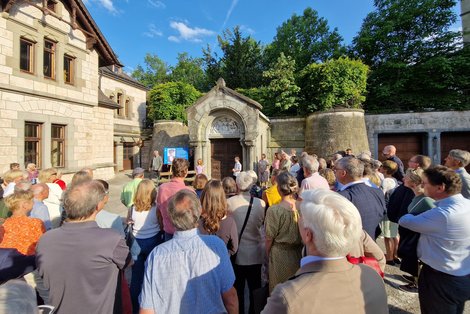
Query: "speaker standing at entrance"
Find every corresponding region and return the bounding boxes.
[232,157,242,179]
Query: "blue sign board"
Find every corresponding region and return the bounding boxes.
[163,147,189,165]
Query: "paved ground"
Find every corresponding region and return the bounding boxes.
[104,171,469,314]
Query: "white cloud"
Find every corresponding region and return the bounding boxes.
[148,0,166,9]
[96,0,117,14]
[222,0,239,29]
[239,25,255,35]
[84,0,118,14]
[143,24,163,38]
[168,21,215,43]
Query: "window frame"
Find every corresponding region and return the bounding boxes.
[46,0,57,12]
[25,122,42,168]
[63,54,75,85]
[116,92,124,117]
[20,38,35,74]
[43,39,56,80]
[51,124,65,168]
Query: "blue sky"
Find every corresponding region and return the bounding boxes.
[83,0,462,73]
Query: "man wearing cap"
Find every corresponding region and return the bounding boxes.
[121,167,145,208]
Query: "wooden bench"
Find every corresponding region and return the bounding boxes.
[155,170,197,186]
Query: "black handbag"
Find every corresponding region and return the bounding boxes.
[124,207,135,248]
[230,196,254,264]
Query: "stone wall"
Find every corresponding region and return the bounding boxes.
[268,117,305,157]
[149,120,189,168]
[365,110,470,161]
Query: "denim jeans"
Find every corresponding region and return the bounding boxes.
[130,232,164,313]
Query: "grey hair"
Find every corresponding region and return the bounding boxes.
[14,180,32,193]
[303,155,319,173]
[236,171,254,192]
[335,157,364,180]
[168,190,201,231]
[31,183,48,196]
[299,189,362,256]
[247,170,258,184]
[276,171,298,196]
[449,149,470,167]
[63,180,106,220]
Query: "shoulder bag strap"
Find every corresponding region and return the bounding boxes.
[238,196,254,243]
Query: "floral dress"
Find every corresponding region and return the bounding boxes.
[265,204,303,293]
[0,216,45,255]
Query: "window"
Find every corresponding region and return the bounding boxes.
[116,92,123,116]
[51,124,65,167]
[47,0,56,12]
[63,55,74,84]
[43,39,55,79]
[25,122,42,167]
[20,38,34,73]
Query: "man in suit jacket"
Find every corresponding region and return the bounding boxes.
[444,149,470,199]
[335,157,386,239]
[262,189,387,314]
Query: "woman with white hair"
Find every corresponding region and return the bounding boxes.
[262,189,388,313]
[226,171,266,314]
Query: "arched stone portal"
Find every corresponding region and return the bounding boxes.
[186,78,270,179]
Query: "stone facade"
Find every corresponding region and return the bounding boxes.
[186,78,270,178]
[100,66,148,171]
[365,110,470,163]
[0,1,147,180]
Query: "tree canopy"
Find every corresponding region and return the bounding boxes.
[147,81,202,123]
[168,53,207,92]
[131,53,169,89]
[203,26,266,89]
[298,57,369,112]
[266,7,345,71]
[352,0,467,111]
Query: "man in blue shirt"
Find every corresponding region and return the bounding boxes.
[399,166,470,314]
[444,149,470,199]
[139,189,238,314]
[30,183,52,230]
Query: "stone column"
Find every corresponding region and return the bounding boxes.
[244,139,255,171]
[115,142,124,172]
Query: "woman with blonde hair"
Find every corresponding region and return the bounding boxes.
[265,171,303,293]
[0,190,45,255]
[198,180,238,255]
[397,168,434,293]
[39,168,63,228]
[129,179,163,312]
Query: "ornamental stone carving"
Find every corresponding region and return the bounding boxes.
[210,117,240,136]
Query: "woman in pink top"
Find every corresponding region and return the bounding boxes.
[272,152,281,170]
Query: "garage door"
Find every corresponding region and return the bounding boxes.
[440,131,470,171]
[378,133,427,166]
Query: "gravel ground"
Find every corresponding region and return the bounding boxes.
[104,171,470,313]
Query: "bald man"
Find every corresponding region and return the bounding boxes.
[382,145,405,183]
[31,183,52,231]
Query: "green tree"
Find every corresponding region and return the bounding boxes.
[169,53,207,92]
[203,26,266,89]
[131,53,169,88]
[352,0,467,111]
[298,57,369,112]
[262,53,300,115]
[147,81,202,123]
[266,7,345,71]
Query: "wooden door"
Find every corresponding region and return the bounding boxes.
[440,131,470,171]
[211,139,242,180]
[378,133,427,166]
[123,143,134,170]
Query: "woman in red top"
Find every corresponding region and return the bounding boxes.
[0,190,45,255]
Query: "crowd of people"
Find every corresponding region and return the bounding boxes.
[0,146,469,314]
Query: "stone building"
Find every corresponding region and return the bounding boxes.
[0,0,148,178]
[186,78,270,179]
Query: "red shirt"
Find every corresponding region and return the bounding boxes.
[156,178,194,234]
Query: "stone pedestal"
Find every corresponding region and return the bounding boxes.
[305,109,369,158]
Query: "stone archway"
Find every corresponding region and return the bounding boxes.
[186,78,270,179]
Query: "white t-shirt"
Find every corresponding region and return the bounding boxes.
[131,205,160,239]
